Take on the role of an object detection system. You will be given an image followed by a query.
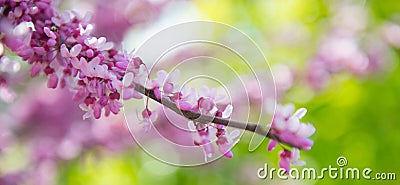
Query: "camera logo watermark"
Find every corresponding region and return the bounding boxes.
[123,21,275,166]
[257,156,396,180]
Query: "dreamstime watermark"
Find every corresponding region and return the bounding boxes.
[257,156,396,180]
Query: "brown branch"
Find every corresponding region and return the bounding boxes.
[134,84,301,149]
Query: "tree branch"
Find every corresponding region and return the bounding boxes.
[134,84,299,149]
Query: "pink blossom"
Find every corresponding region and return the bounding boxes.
[176,99,193,111]
[266,104,314,172]
[91,0,167,43]
[381,22,400,48]
[271,64,293,93]
[306,4,391,90]
[279,148,305,173]
[172,85,198,110]
[188,121,215,158]
[267,139,278,151]
[152,69,180,95]
[198,97,216,113]
[84,37,114,51]
[0,20,32,52]
[0,55,20,103]
[137,108,158,132]
[0,84,16,103]
[47,73,58,88]
[215,105,239,158]
[60,44,82,58]
[199,85,226,103]
[216,128,240,158]
[43,27,56,39]
[268,104,315,151]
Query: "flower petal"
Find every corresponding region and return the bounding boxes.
[222,104,233,118]
[267,139,278,151]
[177,100,192,111]
[293,108,307,119]
[70,44,82,57]
[122,72,134,87]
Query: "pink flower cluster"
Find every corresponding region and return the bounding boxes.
[179,85,241,159]
[188,104,240,159]
[381,22,400,49]
[91,0,167,43]
[128,66,241,159]
[0,0,147,119]
[307,4,390,90]
[267,104,315,172]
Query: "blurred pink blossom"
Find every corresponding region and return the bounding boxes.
[92,0,167,43]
